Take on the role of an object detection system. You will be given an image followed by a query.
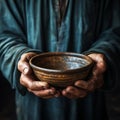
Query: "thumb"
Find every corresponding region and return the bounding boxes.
[21,62,33,75]
[23,66,29,74]
[18,53,37,75]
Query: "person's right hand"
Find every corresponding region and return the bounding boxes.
[17,52,60,99]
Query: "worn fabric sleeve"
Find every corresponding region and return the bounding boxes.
[0,0,40,94]
[84,0,120,91]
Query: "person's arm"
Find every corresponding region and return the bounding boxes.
[62,0,120,98]
[85,0,120,91]
[0,1,60,97]
[0,0,40,94]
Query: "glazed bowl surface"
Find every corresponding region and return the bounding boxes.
[29,52,94,88]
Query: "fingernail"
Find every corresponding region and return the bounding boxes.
[23,67,28,74]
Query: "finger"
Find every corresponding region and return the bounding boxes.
[75,80,89,90]
[92,75,104,89]
[91,69,104,89]
[29,88,59,98]
[18,52,37,74]
[97,61,106,73]
[88,54,106,74]
[75,80,95,92]
[92,64,106,77]
[62,86,87,99]
[86,74,104,91]
[20,52,37,61]
[20,73,49,90]
[18,60,31,74]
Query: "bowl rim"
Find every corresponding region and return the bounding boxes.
[29,52,94,73]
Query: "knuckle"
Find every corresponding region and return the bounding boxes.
[99,62,106,72]
[66,86,74,91]
[29,82,34,90]
[20,77,25,85]
[35,92,41,97]
[21,53,27,59]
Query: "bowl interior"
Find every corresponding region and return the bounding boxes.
[30,52,93,72]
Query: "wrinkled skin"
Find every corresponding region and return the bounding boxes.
[18,52,106,99]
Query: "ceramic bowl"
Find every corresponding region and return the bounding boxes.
[29,52,94,88]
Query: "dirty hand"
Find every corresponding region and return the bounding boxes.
[18,52,60,98]
[62,53,107,99]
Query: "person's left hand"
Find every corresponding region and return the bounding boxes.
[61,53,107,99]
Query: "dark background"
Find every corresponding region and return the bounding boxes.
[0,72,16,120]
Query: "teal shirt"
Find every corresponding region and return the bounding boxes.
[0,0,120,120]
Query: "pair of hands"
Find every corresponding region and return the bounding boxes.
[18,52,106,99]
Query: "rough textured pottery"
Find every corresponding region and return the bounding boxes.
[29,52,94,88]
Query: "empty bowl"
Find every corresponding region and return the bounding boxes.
[29,52,94,88]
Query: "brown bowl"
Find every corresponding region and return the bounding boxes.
[29,52,94,88]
